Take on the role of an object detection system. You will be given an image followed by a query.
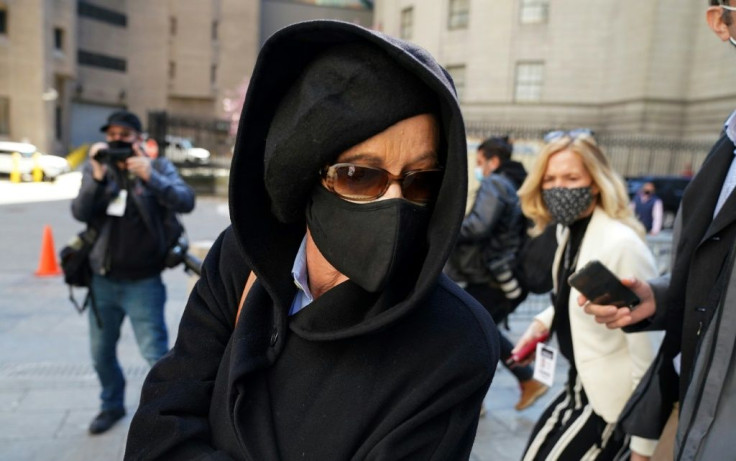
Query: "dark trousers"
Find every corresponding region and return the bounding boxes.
[465,283,533,382]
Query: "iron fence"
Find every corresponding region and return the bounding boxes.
[465,122,717,178]
[147,113,719,178]
[147,111,234,167]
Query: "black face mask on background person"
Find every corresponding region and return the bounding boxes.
[542,186,594,227]
[306,186,431,293]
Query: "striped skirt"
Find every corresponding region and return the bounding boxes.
[521,368,629,461]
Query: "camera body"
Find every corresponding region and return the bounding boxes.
[164,235,202,275]
[95,146,135,164]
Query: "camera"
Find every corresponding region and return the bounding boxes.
[94,141,135,164]
[95,147,134,164]
[164,235,203,276]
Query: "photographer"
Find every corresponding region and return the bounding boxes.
[71,111,195,435]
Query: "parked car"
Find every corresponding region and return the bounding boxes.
[0,141,70,181]
[626,175,691,229]
[163,136,211,165]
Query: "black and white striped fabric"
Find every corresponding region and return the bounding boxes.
[521,368,629,461]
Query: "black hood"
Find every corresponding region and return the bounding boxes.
[496,160,527,190]
[229,20,468,339]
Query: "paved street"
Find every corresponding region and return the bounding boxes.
[0,174,565,461]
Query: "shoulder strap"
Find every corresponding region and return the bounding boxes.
[236,271,257,326]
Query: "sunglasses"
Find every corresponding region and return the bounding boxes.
[321,163,444,205]
[543,128,595,143]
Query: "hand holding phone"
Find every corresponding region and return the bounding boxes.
[568,260,640,308]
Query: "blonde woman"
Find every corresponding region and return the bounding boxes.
[513,130,661,461]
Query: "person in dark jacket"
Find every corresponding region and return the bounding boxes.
[446,136,547,412]
[583,2,736,459]
[71,110,195,435]
[485,135,528,190]
[124,20,499,460]
[631,181,663,235]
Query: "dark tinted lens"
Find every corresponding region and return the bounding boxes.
[402,170,443,204]
[332,164,388,200]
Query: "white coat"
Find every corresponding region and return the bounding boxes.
[535,207,662,455]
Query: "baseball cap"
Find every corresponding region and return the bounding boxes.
[100,110,143,133]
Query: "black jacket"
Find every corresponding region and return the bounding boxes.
[125,21,499,461]
[495,160,527,190]
[446,173,525,285]
[71,157,195,280]
[620,134,736,440]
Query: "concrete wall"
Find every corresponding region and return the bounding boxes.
[260,0,372,45]
[0,0,47,147]
[215,0,259,118]
[375,0,735,141]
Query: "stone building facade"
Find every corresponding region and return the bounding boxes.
[0,0,259,154]
[375,0,736,142]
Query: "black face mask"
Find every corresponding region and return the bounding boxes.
[306,186,430,293]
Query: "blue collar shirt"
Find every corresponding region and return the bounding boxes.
[289,235,314,316]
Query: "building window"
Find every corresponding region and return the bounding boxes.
[446,65,466,102]
[514,61,544,102]
[448,0,469,30]
[78,1,127,27]
[211,64,217,85]
[0,97,9,135]
[169,61,176,80]
[77,50,127,72]
[55,105,62,140]
[54,28,64,51]
[212,20,218,41]
[170,16,177,35]
[0,8,7,35]
[520,0,549,24]
[400,7,413,40]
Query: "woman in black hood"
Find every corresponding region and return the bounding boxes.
[125,20,499,460]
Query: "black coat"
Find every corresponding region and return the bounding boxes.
[125,20,499,461]
[447,173,525,285]
[620,134,736,438]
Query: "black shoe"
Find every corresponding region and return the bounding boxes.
[88,408,126,435]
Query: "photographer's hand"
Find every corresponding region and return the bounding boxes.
[89,142,108,181]
[126,143,152,182]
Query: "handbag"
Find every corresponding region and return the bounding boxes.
[59,227,97,288]
[517,223,558,294]
[59,227,102,327]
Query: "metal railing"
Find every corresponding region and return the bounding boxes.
[465,122,716,178]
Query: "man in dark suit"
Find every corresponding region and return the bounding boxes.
[583,2,736,459]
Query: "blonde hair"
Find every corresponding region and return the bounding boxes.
[518,134,645,238]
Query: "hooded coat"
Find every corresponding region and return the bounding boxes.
[125,20,499,461]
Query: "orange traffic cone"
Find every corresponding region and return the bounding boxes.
[35,225,62,277]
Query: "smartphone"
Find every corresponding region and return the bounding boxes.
[506,332,550,366]
[568,260,640,308]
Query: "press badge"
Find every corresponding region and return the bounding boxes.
[533,343,557,387]
[106,190,127,216]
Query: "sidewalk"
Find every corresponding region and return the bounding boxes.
[0,179,564,461]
